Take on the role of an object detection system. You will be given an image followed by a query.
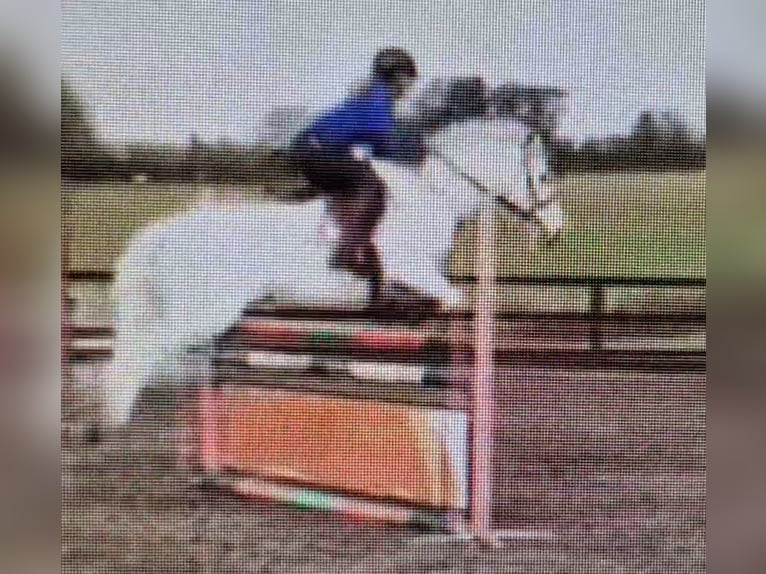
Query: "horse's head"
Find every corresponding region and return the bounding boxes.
[394,78,566,246]
[512,131,566,245]
[418,117,566,247]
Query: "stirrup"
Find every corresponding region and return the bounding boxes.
[331,247,378,279]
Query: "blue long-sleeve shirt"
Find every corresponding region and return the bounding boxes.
[297,80,423,164]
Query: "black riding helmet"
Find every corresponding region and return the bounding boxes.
[373,47,418,83]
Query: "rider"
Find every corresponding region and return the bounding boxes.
[290,47,425,277]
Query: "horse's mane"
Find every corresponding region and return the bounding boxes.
[398,77,566,139]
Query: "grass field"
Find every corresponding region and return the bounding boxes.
[62,171,705,279]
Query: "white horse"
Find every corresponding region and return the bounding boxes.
[101,116,565,431]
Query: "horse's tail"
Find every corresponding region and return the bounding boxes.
[102,227,164,427]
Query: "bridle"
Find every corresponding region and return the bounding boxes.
[427,141,560,231]
[524,132,560,213]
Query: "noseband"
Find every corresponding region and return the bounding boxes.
[526,173,560,212]
[524,133,560,215]
[428,144,558,230]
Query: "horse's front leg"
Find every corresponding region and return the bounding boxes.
[384,250,465,312]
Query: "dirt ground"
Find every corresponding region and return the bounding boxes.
[62,360,705,574]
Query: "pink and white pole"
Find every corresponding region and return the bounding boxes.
[470,196,496,544]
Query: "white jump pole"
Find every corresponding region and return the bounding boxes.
[417,146,556,547]
[471,195,496,544]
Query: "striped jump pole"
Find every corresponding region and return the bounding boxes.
[234,319,439,359]
[229,318,450,387]
[240,350,435,385]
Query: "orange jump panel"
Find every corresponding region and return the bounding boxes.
[215,386,467,510]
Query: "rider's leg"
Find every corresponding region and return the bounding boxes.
[343,170,385,269]
[291,144,385,274]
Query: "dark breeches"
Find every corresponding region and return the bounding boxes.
[292,145,386,246]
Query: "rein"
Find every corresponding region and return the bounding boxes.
[426,146,556,227]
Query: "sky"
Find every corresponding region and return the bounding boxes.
[61,0,706,144]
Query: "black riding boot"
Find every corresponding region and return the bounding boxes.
[328,178,384,278]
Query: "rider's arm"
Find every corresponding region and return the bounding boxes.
[362,94,426,165]
[392,128,427,165]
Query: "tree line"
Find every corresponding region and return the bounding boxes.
[62,78,705,183]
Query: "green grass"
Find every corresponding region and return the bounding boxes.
[451,171,704,278]
[62,172,705,279]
